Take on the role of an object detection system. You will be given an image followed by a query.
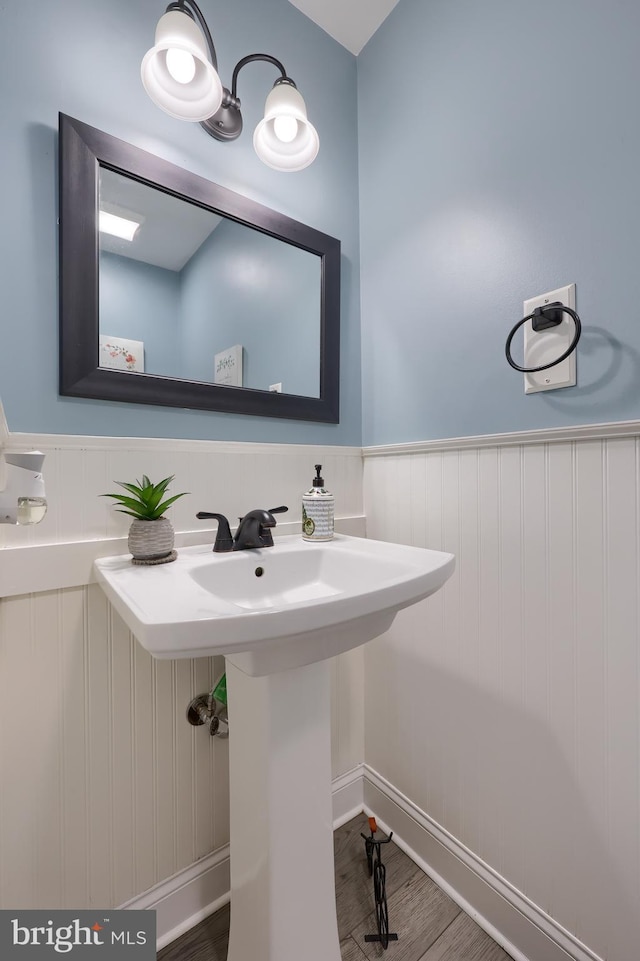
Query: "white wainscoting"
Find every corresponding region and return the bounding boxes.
[0,432,364,913]
[363,433,639,961]
[4,420,639,961]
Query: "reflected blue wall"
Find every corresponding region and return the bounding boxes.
[99,252,180,377]
[99,224,320,395]
[181,220,320,395]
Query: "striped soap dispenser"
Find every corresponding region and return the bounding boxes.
[302,464,334,541]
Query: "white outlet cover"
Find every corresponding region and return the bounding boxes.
[523,283,577,393]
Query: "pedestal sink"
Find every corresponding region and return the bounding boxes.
[94,533,455,961]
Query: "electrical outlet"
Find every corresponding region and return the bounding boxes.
[523,283,577,393]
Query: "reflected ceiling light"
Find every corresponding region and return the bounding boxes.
[99,210,141,241]
[142,1,319,172]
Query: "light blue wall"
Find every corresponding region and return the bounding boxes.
[10,0,634,448]
[99,253,180,377]
[180,220,320,394]
[358,0,640,445]
[0,0,360,444]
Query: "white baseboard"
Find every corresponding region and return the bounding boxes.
[362,765,603,961]
[126,763,601,961]
[119,846,230,950]
[332,763,365,828]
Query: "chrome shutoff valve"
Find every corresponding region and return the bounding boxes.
[186,693,229,738]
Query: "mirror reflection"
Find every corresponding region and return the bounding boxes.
[99,168,321,397]
[59,113,340,422]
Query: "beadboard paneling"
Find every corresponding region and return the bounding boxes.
[363,437,639,961]
[0,435,363,549]
[0,435,364,911]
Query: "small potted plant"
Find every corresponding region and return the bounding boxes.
[103,474,188,564]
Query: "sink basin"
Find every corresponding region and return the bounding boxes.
[94,533,455,675]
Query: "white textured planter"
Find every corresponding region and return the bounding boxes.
[128,517,175,563]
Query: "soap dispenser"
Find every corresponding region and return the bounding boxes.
[302,464,334,542]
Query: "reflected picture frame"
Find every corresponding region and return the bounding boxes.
[214,345,243,387]
[99,335,145,372]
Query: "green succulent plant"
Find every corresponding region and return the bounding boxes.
[103,474,188,520]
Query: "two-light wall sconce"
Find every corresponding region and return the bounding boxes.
[141,0,319,171]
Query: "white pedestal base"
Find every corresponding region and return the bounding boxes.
[225,658,342,961]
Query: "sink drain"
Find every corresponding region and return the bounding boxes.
[255,566,264,577]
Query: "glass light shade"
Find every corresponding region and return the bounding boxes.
[141,10,223,121]
[253,82,319,172]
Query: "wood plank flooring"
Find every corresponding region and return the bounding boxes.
[158,813,513,961]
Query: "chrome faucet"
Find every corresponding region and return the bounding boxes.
[196,506,288,552]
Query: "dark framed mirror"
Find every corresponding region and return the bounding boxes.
[59,113,340,422]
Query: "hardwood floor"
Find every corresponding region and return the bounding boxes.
[158,813,513,961]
